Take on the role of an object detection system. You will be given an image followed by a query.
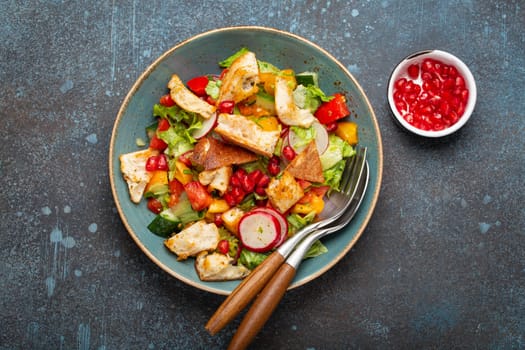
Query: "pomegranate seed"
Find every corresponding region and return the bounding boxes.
[218,100,235,114]
[421,72,433,82]
[282,145,296,161]
[214,214,224,227]
[257,174,270,188]
[224,192,237,207]
[255,186,267,196]
[231,186,245,203]
[422,59,435,73]
[443,78,455,90]
[234,168,247,179]
[395,100,408,114]
[268,161,280,176]
[230,175,241,187]
[248,169,263,185]
[325,122,338,132]
[407,64,419,79]
[394,78,407,90]
[460,89,469,102]
[241,175,255,193]
[393,90,404,102]
[455,76,465,88]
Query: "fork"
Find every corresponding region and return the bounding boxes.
[227,161,369,350]
[206,147,368,335]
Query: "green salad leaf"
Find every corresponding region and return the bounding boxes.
[239,250,269,270]
[303,240,328,259]
[153,103,202,158]
[219,47,249,68]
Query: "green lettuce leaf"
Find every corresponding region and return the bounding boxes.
[320,134,354,170]
[303,240,328,259]
[219,47,249,68]
[239,249,269,270]
[289,125,316,150]
[205,80,221,99]
[257,60,280,74]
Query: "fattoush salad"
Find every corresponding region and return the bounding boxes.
[119,48,359,282]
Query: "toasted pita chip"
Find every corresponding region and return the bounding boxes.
[218,51,260,103]
[190,136,257,170]
[285,141,325,183]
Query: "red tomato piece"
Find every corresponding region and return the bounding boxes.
[157,118,170,131]
[169,179,184,197]
[168,180,184,208]
[184,181,212,211]
[187,76,209,96]
[149,135,167,152]
[147,198,163,214]
[145,156,158,171]
[156,154,168,171]
[159,94,175,107]
[217,240,230,255]
[314,93,350,124]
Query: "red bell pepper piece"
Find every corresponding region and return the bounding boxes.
[184,181,212,211]
[186,76,209,96]
[314,93,350,125]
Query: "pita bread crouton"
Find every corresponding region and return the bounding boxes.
[285,141,325,183]
[218,51,260,103]
[214,113,280,157]
[195,252,250,281]
[119,148,159,203]
[190,136,257,170]
[265,170,305,213]
[167,74,216,119]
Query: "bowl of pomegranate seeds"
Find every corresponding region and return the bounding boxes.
[387,50,477,137]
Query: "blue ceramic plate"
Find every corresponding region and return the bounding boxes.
[109,26,383,295]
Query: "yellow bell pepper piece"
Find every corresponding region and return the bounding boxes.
[259,69,296,95]
[255,116,280,131]
[207,198,230,214]
[291,193,324,215]
[173,160,193,185]
[144,170,168,193]
[335,121,359,146]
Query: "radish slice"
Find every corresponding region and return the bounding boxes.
[288,121,329,155]
[238,211,281,253]
[192,112,217,139]
[252,207,288,247]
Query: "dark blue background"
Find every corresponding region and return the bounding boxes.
[1,1,524,349]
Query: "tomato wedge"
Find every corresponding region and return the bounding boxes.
[184,181,212,211]
[149,135,167,151]
[159,94,175,107]
[314,93,350,124]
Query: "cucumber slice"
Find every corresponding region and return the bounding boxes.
[296,71,319,87]
[144,183,169,198]
[147,209,183,237]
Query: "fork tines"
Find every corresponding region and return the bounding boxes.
[340,146,367,197]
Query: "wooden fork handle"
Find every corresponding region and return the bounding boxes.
[228,263,296,350]
[205,251,285,335]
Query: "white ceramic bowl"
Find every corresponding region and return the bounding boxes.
[387,50,477,137]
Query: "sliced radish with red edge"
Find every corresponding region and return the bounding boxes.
[288,121,329,155]
[251,207,288,247]
[192,112,217,139]
[238,211,281,253]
